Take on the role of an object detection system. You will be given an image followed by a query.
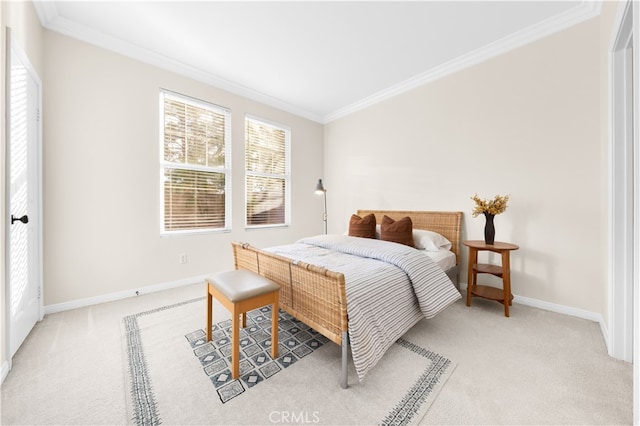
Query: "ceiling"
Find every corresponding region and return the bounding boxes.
[33,1,599,123]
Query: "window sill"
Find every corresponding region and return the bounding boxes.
[160,228,232,237]
[245,224,290,231]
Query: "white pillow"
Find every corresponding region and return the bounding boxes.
[374,225,451,251]
[412,229,452,251]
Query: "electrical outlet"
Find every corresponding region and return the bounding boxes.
[179,253,187,264]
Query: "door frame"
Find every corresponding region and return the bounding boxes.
[609,0,634,363]
[4,27,44,372]
[608,1,639,423]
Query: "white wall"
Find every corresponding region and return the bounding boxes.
[1,1,626,375]
[42,31,324,307]
[324,16,605,315]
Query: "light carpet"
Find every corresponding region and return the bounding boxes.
[122,297,456,425]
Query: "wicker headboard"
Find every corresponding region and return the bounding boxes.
[356,210,463,264]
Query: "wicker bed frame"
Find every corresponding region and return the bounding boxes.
[232,210,463,388]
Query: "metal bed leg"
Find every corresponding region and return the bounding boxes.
[341,331,349,389]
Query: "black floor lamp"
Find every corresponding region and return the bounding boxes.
[315,179,327,234]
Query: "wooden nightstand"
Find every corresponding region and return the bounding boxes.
[463,240,519,317]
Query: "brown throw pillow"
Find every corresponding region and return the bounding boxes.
[380,215,415,247]
[348,214,377,238]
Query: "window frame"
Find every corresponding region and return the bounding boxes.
[159,89,232,236]
[244,114,291,229]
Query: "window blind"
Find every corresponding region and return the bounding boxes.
[245,117,290,227]
[161,91,231,232]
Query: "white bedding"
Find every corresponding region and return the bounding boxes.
[266,234,461,381]
[424,248,457,272]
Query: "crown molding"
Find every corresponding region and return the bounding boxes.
[323,1,603,123]
[32,1,601,125]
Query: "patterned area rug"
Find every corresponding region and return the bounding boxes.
[185,305,330,403]
[123,297,455,425]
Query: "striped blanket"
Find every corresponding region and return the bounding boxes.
[266,234,461,381]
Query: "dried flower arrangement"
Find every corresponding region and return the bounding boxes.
[471,194,510,217]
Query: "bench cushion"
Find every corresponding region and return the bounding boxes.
[207,269,280,303]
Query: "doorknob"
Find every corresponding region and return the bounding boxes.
[11,214,29,225]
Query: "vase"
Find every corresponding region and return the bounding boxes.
[484,213,495,245]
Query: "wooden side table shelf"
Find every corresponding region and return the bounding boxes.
[464,240,519,317]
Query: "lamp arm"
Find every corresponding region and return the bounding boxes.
[323,191,328,234]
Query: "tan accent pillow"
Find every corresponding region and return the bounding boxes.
[380,215,415,247]
[348,213,377,238]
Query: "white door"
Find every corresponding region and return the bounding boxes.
[6,29,42,359]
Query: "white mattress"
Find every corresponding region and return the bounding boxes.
[423,248,457,272]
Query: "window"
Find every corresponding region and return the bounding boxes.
[160,91,231,233]
[245,116,290,228]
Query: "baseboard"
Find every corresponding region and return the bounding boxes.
[514,294,608,343]
[1,360,9,385]
[43,278,611,349]
[458,283,609,347]
[43,275,209,315]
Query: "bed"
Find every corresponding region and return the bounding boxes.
[232,210,463,388]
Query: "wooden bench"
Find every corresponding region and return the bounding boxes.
[206,269,280,379]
